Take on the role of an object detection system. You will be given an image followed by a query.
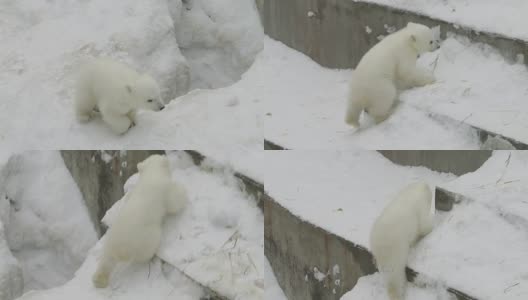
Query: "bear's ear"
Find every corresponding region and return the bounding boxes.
[125,85,133,94]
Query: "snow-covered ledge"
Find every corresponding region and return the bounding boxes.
[258,0,528,69]
[264,193,477,300]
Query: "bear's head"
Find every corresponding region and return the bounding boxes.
[137,154,170,175]
[406,22,440,54]
[125,74,166,112]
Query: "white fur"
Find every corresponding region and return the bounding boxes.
[92,155,188,288]
[369,182,434,300]
[345,23,440,127]
[75,58,166,134]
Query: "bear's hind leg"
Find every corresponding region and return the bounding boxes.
[367,82,397,124]
[102,110,133,134]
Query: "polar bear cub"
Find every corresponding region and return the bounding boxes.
[92,155,188,288]
[345,23,440,127]
[370,182,434,300]
[75,58,166,134]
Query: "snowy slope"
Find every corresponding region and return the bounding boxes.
[262,37,480,149]
[102,152,263,299]
[356,0,528,41]
[403,36,528,145]
[0,151,97,294]
[0,0,263,151]
[17,255,204,300]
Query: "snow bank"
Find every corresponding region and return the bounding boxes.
[103,151,263,299]
[168,0,264,89]
[262,37,480,149]
[403,36,528,145]
[263,151,455,247]
[0,151,97,293]
[340,273,453,300]
[356,0,528,41]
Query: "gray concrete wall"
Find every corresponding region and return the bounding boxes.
[259,0,528,69]
[378,150,492,176]
[60,150,163,236]
[265,194,376,300]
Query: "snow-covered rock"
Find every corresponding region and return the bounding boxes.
[168,0,264,89]
[0,151,97,292]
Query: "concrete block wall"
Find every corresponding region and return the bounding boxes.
[259,0,528,69]
[60,150,163,236]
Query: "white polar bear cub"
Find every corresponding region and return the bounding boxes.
[92,155,188,288]
[75,58,166,134]
[370,182,434,300]
[345,23,440,127]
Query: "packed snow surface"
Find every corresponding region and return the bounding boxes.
[0,151,97,294]
[404,36,528,145]
[356,0,528,41]
[412,151,528,299]
[0,0,263,151]
[262,37,480,149]
[340,273,453,300]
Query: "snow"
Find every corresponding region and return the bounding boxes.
[340,273,453,300]
[403,36,528,145]
[263,151,455,247]
[265,258,288,300]
[409,151,528,299]
[17,255,204,300]
[103,151,263,299]
[0,0,263,152]
[169,0,264,90]
[0,151,97,294]
[355,0,528,41]
[196,148,265,183]
[265,150,528,299]
[262,37,481,149]
[313,267,327,282]
[0,214,23,300]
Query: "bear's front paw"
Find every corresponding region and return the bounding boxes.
[92,272,109,288]
[418,73,435,86]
